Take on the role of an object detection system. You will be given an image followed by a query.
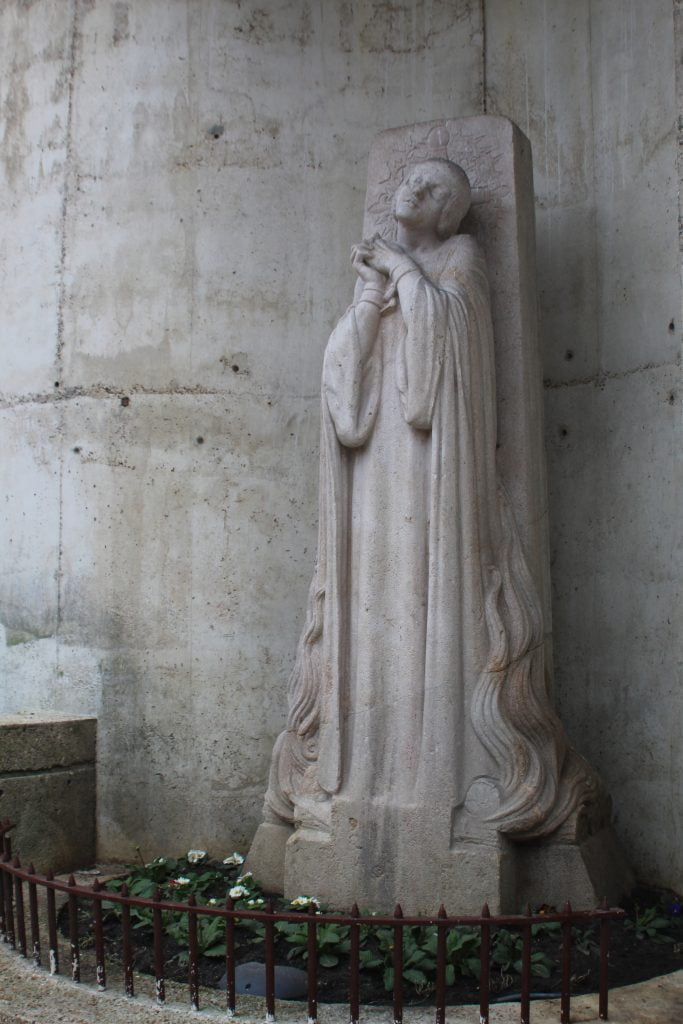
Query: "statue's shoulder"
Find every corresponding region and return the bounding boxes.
[442,232,482,264]
[437,234,485,281]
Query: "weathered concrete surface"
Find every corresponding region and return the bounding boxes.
[0,940,681,1024]
[0,0,680,898]
[0,715,96,872]
[486,0,683,894]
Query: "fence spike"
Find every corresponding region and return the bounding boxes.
[120,881,134,997]
[153,885,165,1003]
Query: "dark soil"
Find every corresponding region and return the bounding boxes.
[59,884,683,1007]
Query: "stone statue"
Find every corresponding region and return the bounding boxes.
[247,119,631,913]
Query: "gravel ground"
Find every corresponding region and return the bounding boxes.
[1,942,682,1024]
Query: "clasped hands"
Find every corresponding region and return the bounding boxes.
[351,235,415,286]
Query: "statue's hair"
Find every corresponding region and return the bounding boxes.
[397,158,472,239]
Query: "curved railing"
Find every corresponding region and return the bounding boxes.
[0,819,624,1022]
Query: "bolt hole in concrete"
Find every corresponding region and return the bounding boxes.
[668,319,675,332]
[669,393,676,405]
[232,364,239,372]
[209,123,225,139]
[196,436,204,444]
[120,396,130,407]
[73,447,81,454]
[564,349,574,361]
[559,426,569,438]
[54,381,60,387]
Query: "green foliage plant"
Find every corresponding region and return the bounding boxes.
[97,852,564,996]
[625,906,673,943]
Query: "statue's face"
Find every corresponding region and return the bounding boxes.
[394,162,455,232]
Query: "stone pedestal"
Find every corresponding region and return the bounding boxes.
[249,796,632,913]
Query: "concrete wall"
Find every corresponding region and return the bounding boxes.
[485,0,682,893]
[0,0,680,892]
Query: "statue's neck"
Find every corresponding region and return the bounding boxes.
[396,223,442,257]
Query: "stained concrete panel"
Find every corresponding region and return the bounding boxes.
[545,366,681,890]
[486,0,682,892]
[0,404,60,647]
[57,389,320,859]
[58,0,483,395]
[0,3,71,396]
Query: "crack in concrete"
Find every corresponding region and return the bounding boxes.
[54,0,80,694]
[543,357,679,390]
[0,764,95,781]
[481,0,487,115]
[55,0,79,376]
[0,384,319,410]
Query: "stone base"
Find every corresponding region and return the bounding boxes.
[248,796,633,913]
[515,824,634,909]
[283,797,515,914]
[245,820,293,894]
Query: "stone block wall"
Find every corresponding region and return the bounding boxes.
[0,716,96,873]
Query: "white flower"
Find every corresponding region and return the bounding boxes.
[222,852,245,866]
[236,871,253,883]
[229,885,250,899]
[247,898,265,907]
[208,898,219,906]
[174,876,191,886]
[147,857,166,866]
[187,849,207,864]
[290,896,320,909]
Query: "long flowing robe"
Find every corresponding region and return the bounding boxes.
[263,232,597,839]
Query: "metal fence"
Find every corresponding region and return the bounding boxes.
[0,819,624,1022]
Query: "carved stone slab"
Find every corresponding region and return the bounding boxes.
[363,117,552,652]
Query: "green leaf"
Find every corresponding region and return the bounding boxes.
[359,950,382,969]
[464,957,481,978]
[319,954,339,968]
[203,944,227,958]
[403,968,427,987]
[130,878,157,899]
[532,921,561,936]
[445,963,455,986]
[383,966,394,991]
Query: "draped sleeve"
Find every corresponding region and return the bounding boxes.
[395,275,451,430]
[395,236,494,434]
[322,303,381,448]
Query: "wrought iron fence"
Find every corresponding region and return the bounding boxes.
[0,819,624,1022]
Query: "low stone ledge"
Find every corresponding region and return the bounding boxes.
[0,715,96,773]
[0,715,96,873]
